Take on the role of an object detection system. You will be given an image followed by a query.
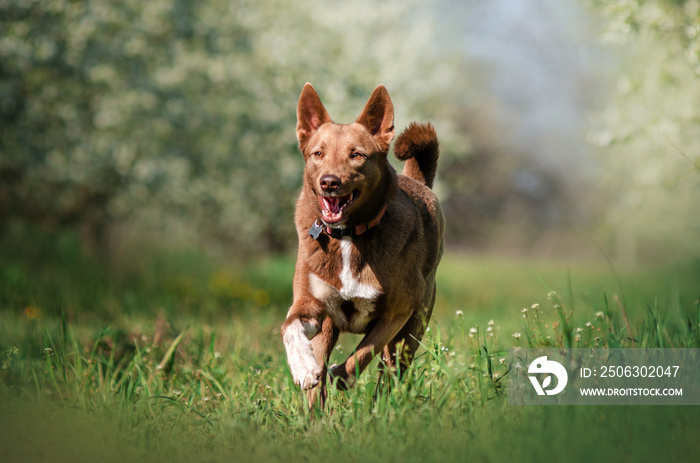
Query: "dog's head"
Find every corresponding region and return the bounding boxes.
[296,83,395,226]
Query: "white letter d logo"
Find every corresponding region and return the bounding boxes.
[528,356,568,396]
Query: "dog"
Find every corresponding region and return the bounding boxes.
[280,83,444,409]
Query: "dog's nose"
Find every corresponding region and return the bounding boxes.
[319,175,341,193]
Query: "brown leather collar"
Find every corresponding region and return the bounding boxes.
[309,205,387,240]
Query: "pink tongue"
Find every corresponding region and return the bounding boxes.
[321,196,343,223]
[324,197,341,213]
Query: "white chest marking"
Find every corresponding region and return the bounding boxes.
[339,237,381,300]
[309,272,345,327]
[307,237,380,330]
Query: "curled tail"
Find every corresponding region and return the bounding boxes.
[393,122,439,189]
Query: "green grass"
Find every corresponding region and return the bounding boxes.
[1,230,700,462]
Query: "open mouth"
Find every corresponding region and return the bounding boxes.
[318,190,359,224]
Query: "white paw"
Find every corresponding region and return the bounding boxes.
[291,355,322,390]
[283,319,322,390]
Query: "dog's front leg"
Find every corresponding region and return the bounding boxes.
[329,310,413,390]
[281,299,324,390]
[306,315,340,409]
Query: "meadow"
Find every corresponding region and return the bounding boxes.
[1,229,699,463]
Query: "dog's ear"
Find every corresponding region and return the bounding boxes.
[355,85,395,151]
[297,83,331,152]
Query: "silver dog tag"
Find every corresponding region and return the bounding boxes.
[308,221,323,240]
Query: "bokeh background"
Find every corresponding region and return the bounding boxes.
[2,0,699,264]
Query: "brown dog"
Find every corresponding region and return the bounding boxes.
[281,83,444,408]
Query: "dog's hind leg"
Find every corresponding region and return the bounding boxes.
[376,280,436,392]
[306,315,339,411]
[329,308,414,390]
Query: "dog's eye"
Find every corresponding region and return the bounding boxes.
[350,152,364,159]
[312,151,323,158]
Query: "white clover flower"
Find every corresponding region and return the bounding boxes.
[595,311,605,319]
[455,310,464,317]
[585,321,593,328]
[487,319,495,326]
[576,327,583,333]
[521,307,528,313]
[531,303,540,310]
[469,327,477,338]
[486,326,493,332]
[512,332,521,340]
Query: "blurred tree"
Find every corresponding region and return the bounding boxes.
[7,0,694,261]
[437,0,604,254]
[587,0,700,262]
[0,0,465,255]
